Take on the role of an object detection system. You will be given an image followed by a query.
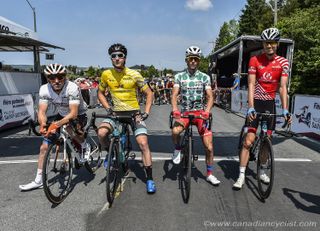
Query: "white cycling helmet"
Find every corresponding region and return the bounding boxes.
[261,28,280,41]
[185,46,202,58]
[44,63,67,75]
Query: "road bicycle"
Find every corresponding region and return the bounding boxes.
[92,112,137,207]
[237,112,289,199]
[169,111,212,203]
[29,118,103,204]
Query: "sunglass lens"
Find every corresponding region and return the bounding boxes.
[111,53,125,59]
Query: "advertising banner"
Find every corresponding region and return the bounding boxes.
[231,90,248,115]
[0,16,38,39]
[231,91,288,129]
[291,95,320,135]
[0,94,35,131]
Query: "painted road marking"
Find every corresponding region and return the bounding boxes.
[0,157,312,165]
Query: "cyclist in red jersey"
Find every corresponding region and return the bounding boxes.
[233,28,292,189]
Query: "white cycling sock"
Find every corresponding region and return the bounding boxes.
[260,164,267,175]
[35,169,42,183]
[80,141,86,149]
[239,166,246,177]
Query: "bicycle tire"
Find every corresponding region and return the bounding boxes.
[106,138,120,206]
[257,137,274,199]
[185,136,192,202]
[121,126,132,174]
[42,139,72,204]
[84,127,103,173]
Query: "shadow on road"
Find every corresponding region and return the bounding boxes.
[283,188,320,214]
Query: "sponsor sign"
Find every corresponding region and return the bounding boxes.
[0,94,35,131]
[291,95,320,135]
[231,90,288,129]
[0,16,38,39]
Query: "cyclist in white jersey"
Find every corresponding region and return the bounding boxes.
[19,64,88,191]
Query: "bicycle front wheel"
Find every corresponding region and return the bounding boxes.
[84,127,103,173]
[181,136,192,203]
[257,137,274,199]
[106,138,120,206]
[42,139,72,204]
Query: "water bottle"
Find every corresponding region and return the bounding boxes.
[262,121,267,133]
[103,156,108,169]
[119,134,126,163]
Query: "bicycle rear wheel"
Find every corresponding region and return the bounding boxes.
[106,138,120,206]
[84,126,103,173]
[42,139,72,204]
[257,137,274,199]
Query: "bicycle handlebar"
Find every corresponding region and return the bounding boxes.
[91,111,144,131]
[169,112,212,130]
[251,112,291,129]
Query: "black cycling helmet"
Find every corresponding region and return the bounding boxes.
[261,28,280,41]
[108,43,127,56]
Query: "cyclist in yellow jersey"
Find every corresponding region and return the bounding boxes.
[97,43,156,193]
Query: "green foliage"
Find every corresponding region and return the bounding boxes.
[214,20,239,51]
[85,66,96,77]
[238,0,273,36]
[277,6,320,95]
[140,65,159,79]
[199,55,210,74]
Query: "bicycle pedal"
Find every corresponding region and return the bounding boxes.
[129,152,136,160]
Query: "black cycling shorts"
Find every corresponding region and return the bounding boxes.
[247,99,276,133]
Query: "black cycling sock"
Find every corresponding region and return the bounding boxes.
[145,165,153,180]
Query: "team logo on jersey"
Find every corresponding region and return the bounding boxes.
[261,72,272,81]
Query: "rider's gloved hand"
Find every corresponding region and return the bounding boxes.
[283,109,292,124]
[172,110,181,119]
[39,124,47,135]
[200,111,210,120]
[45,122,60,137]
[105,108,114,116]
[247,107,256,121]
[141,112,149,121]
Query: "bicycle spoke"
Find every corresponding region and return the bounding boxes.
[257,138,274,199]
[43,141,72,204]
[106,139,120,206]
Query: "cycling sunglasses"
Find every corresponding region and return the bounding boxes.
[47,74,66,81]
[264,41,278,46]
[187,56,200,62]
[111,52,126,59]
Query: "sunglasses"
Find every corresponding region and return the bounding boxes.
[187,57,200,62]
[264,41,278,46]
[111,52,125,59]
[47,74,65,81]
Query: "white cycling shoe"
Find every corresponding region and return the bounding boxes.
[19,181,43,191]
[206,174,221,186]
[172,149,181,165]
[233,175,245,189]
[259,173,270,184]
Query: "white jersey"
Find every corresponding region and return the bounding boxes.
[39,80,87,116]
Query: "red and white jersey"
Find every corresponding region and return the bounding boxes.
[248,53,289,100]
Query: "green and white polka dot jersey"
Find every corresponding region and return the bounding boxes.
[174,70,212,112]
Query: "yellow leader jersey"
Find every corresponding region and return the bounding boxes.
[99,67,148,111]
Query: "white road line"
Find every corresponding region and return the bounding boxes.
[138,157,313,162]
[97,202,110,216]
[0,157,312,165]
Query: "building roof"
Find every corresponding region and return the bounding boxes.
[0,30,64,52]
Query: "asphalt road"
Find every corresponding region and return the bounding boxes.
[0,105,319,231]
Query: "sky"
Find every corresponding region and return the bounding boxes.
[1,0,247,71]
